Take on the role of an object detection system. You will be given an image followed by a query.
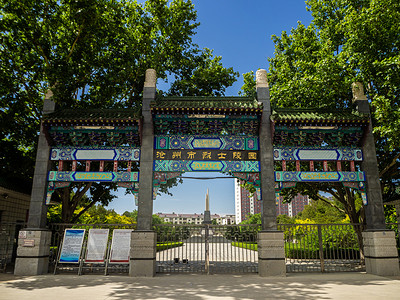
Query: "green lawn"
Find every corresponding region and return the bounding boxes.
[232,241,362,259]
[231,242,258,251]
[156,242,183,251]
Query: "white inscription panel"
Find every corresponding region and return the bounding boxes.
[85,229,109,263]
[109,229,132,263]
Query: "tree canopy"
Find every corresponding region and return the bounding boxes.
[262,0,400,226]
[0,0,238,223]
[237,0,400,253]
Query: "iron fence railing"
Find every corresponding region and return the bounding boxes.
[154,224,261,274]
[385,222,400,254]
[0,222,26,273]
[277,223,365,272]
[46,222,394,274]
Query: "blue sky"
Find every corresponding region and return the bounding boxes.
[106,0,313,215]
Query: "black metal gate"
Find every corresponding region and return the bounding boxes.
[278,223,365,272]
[0,222,26,273]
[155,224,260,274]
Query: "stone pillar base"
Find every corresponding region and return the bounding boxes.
[129,231,156,277]
[14,229,52,275]
[258,231,286,277]
[363,230,400,276]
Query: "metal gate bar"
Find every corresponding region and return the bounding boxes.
[47,222,367,274]
[155,224,260,274]
[278,223,365,272]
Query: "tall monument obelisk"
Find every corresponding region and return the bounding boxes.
[203,189,211,224]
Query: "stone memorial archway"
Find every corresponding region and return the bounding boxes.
[14,70,399,277]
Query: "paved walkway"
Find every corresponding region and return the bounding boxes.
[157,241,257,262]
[1,272,400,299]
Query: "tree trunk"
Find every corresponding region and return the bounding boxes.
[60,187,73,223]
[354,224,365,260]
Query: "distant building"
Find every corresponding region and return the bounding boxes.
[276,194,310,217]
[219,214,235,225]
[234,180,261,224]
[235,179,309,223]
[156,213,236,225]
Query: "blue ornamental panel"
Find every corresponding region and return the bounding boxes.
[48,171,139,182]
[154,160,260,172]
[274,171,365,182]
[273,147,363,161]
[155,135,259,151]
[50,147,140,161]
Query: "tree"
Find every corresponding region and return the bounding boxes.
[304,0,400,194]
[262,0,400,255]
[122,210,165,225]
[240,213,261,225]
[168,48,238,97]
[48,204,135,224]
[0,0,238,223]
[276,214,295,224]
[238,71,257,98]
[297,198,347,224]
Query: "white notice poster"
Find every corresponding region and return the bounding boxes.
[109,229,132,263]
[85,229,109,263]
[59,229,85,263]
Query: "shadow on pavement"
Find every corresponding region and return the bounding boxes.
[1,273,400,299]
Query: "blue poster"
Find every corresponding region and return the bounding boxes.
[59,229,85,263]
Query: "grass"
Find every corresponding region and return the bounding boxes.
[232,242,361,259]
[231,242,258,251]
[156,242,183,252]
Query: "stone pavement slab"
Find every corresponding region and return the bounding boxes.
[0,272,400,300]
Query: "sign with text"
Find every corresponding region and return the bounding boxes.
[154,149,259,161]
[59,229,85,263]
[154,160,260,172]
[109,229,132,263]
[23,239,35,247]
[85,229,109,263]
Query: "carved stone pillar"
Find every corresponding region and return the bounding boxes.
[258,231,286,276]
[363,231,399,276]
[14,90,55,275]
[257,69,286,276]
[137,69,156,230]
[353,82,399,276]
[257,69,277,230]
[129,231,156,277]
[131,69,156,277]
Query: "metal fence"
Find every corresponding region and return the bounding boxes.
[0,222,26,273]
[48,223,367,274]
[278,223,365,272]
[386,223,400,249]
[48,223,136,274]
[154,224,261,274]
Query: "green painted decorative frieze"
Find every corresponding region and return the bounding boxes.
[155,135,259,150]
[154,160,260,172]
[275,171,365,182]
[50,147,140,161]
[273,147,363,161]
[48,171,139,182]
